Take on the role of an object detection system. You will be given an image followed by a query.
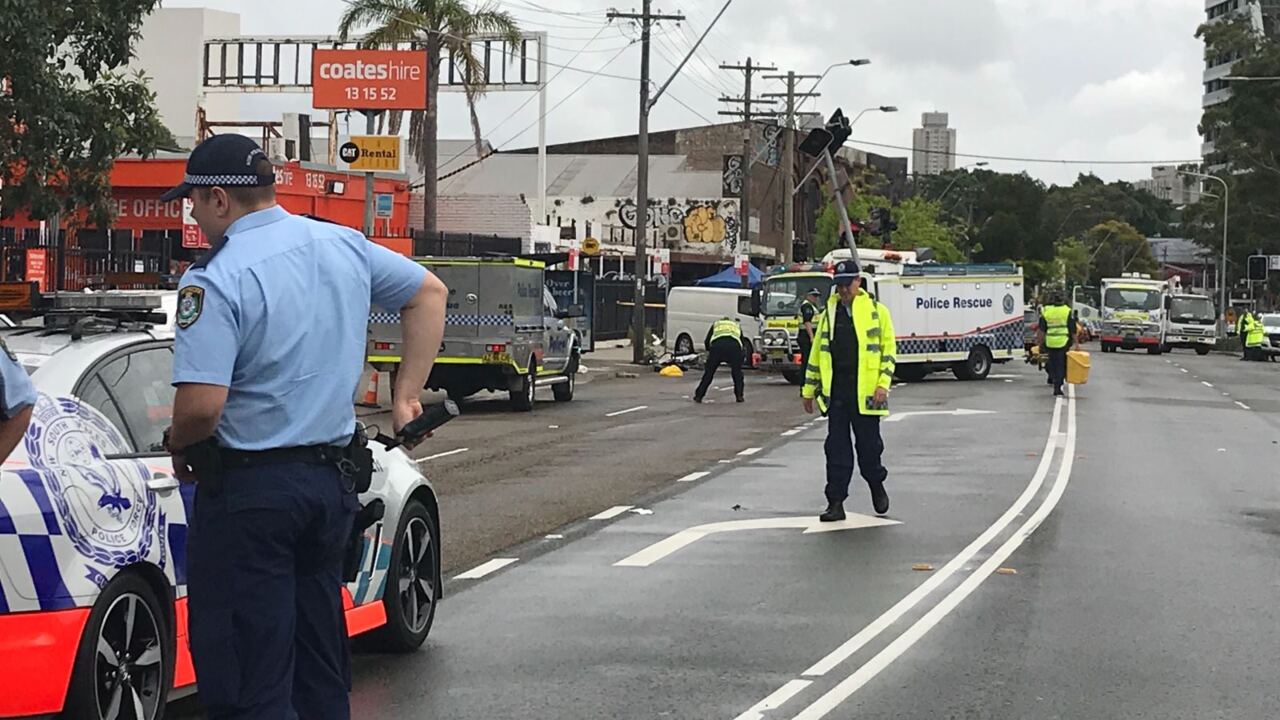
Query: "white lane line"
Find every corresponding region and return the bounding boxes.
[590,505,634,520]
[415,447,469,464]
[782,429,802,437]
[733,680,814,720]
[677,471,710,483]
[796,397,1066,678]
[717,386,734,392]
[454,558,518,580]
[1236,401,1252,410]
[606,405,648,417]
[738,447,762,456]
[791,388,1077,719]
[1202,381,1214,388]
[718,459,735,464]
[1180,368,1188,373]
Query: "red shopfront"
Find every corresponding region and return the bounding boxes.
[1,157,413,290]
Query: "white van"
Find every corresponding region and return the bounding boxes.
[665,286,759,359]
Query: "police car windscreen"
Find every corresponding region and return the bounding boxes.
[1104,288,1160,311]
[1170,296,1214,322]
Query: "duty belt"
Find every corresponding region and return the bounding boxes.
[219,444,346,468]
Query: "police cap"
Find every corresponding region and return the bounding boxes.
[161,134,276,202]
[832,259,861,286]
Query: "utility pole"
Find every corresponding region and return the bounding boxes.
[763,71,820,263]
[719,58,776,284]
[361,110,377,237]
[609,2,684,364]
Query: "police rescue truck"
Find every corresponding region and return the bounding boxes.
[750,248,1024,383]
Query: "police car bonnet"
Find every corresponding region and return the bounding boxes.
[160,134,276,202]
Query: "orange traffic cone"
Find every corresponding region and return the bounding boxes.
[358,371,380,408]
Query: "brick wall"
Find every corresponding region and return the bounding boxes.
[421,193,533,240]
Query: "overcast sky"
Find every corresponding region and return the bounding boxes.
[165,0,1208,187]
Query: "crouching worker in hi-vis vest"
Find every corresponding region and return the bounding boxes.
[801,260,896,521]
[694,317,745,403]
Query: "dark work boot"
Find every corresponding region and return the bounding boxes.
[736,395,745,403]
[819,501,845,522]
[693,395,703,404]
[1053,386,1065,397]
[869,481,890,516]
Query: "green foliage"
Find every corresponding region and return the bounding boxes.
[1083,220,1157,283]
[1055,235,1091,289]
[813,193,963,263]
[0,0,170,226]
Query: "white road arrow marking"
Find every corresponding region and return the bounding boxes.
[884,408,996,423]
[614,514,901,568]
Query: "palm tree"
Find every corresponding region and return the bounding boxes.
[338,0,520,234]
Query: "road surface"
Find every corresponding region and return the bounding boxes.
[177,349,1280,719]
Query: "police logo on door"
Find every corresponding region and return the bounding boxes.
[1003,294,1015,314]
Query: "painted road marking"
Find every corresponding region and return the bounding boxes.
[788,388,1078,719]
[606,405,648,417]
[1180,368,1189,373]
[884,409,995,423]
[677,471,711,483]
[734,680,815,720]
[1202,381,1214,388]
[454,558,518,580]
[614,515,901,568]
[782,428,803,436]
[738,447,762,456]
[1236,401,1252,410]
[733,397,1068,718]
[415,447,469,464]
[591,505,634,520]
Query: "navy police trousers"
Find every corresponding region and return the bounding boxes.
[187,462,357,720]
[823,397,888,504]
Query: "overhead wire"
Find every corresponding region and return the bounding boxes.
[850,139,1204,166]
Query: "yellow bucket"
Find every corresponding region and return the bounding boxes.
[1066,350,1091,385]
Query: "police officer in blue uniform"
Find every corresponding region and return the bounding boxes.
[162,134,448,719]
[0,340,36,462]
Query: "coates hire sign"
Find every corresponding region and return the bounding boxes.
[312,49,429,110]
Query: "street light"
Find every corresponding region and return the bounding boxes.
[1054,204,1093,239]
[851,105,898,127]
[1178,170,1230,335]
[798,60,872,113]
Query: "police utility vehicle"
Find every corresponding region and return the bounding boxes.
[0,290,444,720]
[749,248,1024,383]
[368,256,584,411]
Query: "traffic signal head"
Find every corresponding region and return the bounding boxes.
[1247,254,1269,282]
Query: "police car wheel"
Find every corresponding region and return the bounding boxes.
[511,364,536,412]
[675,334,694,356]
[553,353,578,402]
[372,500,439,652]
[64,573,171,720]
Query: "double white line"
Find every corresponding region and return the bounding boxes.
[736,387,1079,720]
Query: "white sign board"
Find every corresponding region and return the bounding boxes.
[1270,255,1280,271]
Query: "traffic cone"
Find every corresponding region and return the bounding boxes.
[358,371,380,409]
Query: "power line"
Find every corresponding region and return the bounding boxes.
[850,138,1204,166]
[503,0,609,18]
[666,89,718,125]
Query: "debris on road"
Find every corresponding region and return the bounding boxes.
[913,563,935,572]
[997,567,1019,575]
[616,371,639,379]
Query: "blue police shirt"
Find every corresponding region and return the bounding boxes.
[0,345,37,419]
[172,206,427,450]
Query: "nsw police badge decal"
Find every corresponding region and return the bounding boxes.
[177,285,204,328]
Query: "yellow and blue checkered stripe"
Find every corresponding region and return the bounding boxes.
[895,317,1024,356]
[369,312,517,327]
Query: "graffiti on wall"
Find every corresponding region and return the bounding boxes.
[544,196,742,257]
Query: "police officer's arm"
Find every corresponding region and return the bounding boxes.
[802,304,816,340]
[171,279,237,450]
[1036,315,1047,347]
[704,325,714,352]
[368,243,448,434]
[0,355,36,463]
[801,310,825,413]
[877,304,896,398]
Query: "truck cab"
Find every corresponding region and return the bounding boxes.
[368,257,583,411]
[752,264,834,385]
[1099,274,1170,354]
[1162,293,1217,355]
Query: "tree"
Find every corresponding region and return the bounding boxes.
[1189,15,1280,299]
[1084,220,1157,283]
[339,0,520,233]
[1055,235,1091,288]
[813,194,963,262]
[0,1,170,227]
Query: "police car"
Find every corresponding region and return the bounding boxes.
[0,292,443,719]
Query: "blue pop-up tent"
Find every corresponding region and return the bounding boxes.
[694,264,765,288]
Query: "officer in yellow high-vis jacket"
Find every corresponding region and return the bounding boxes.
[694,316,746,402]
[802,260,896,520]
[1036,289,1078,397]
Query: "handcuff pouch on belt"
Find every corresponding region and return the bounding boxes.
[340,425,375,494]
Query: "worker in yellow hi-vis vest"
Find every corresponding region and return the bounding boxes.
[694,317,745,403]
[1036,288,1080,397]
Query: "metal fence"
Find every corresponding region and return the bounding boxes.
[593,280,666,342]
[412,231,522,258]
[0,228,173,291]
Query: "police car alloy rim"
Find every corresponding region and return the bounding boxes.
[94,593,163,720]
[398,516,436,634]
